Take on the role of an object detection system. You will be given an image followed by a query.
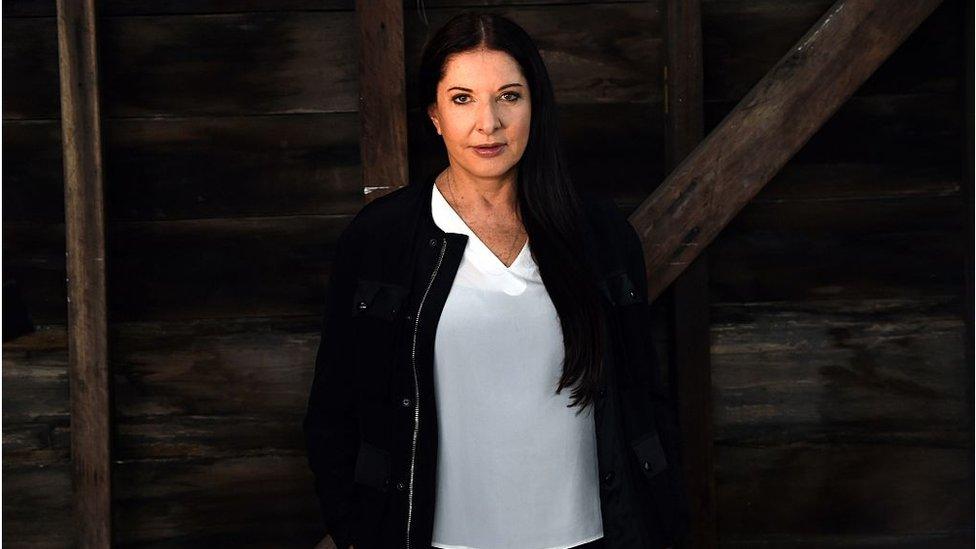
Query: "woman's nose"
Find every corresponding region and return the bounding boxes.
[476,101,501,133]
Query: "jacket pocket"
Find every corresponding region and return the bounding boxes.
[350,279,408,401]
[351,279,408,320]
[600,269,643,307]
[353,440,391,490]
[631,430,668,479]
[631,429,681,547]
[351,440,393,549]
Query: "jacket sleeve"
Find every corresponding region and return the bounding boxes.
[619,214,693,547]
[303,223,360,549]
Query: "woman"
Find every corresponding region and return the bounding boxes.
[304,11,690,549]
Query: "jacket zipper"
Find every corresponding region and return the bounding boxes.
[406,236,447,549]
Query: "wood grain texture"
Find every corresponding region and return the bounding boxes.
[2,0,968,546]
[2,329,73,548]
[662,1,716,548]
[702,0,961,101]
[3,0,648,18]
[107,317,323,545]
[403,3,662,108]
[711,296,971,542]
[108,317,318,459]
[630,0,946,302]
[112,455,322,546]
[55,0,112,545]
[357,0,409,201]
[5,4,661,120]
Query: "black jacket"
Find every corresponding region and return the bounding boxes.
[303,171,691,549]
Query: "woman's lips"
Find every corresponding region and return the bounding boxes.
[472,144,506,158]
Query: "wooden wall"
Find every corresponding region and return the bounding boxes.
[701,0,972,546]
[2,0,663,546]
[1,0,969,547]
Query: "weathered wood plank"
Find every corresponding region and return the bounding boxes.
[711,293,971,543]
[101,216,349,321]
[2,463,74,548]
[702,0,962,101]
[711,297,968,445]
[3,103,665,223]
[6,292,968,546]
[5,4,661,120]
[3,114,361,223]
[4,13,359,119]
[662,0,716,547]
[716,445,971,536]
[404,3,662,108]
[705,93,963,168]
[109,316,320,459]
[112,455,321,546]
[5,181,963,323]
[719,532,973,548]
[631,0,945,302]
[3,328,72,488]
[8,90,958,224]
[2,16,61,119]
[710,195,965,303]
[4,1,348,17]
[2,330,73,546]
[3,0,647,18]
[357,0,409,201]
[55,0,112,544]
[962,0,976,513]
[5,215,351,322]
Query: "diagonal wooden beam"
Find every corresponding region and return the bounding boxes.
[56,0,112,546]
[632,0,944,302]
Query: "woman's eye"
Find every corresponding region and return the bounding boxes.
[451,92,521,105]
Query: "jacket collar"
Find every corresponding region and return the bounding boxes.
[358,170,627,309]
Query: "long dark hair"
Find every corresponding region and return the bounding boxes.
[417,11,607,413]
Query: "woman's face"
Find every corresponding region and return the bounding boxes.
[427,48,531,180]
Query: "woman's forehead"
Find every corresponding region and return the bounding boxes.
[440,50,525,87]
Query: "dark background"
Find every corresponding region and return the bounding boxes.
[3,0,971,546]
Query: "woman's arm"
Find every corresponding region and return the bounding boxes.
[303,224,361,549]
[619,213,693,546]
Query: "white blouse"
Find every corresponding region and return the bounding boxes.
[429,182,604,549]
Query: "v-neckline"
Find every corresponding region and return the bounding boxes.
[432,181,530,273]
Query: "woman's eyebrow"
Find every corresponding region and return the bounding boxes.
[446,83,524,92]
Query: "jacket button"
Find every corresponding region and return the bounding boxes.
[601,470,615,484]
[598,387,607,399]
[642,460,651,471]
[405,312,414,322]
[429,237,438,247]
[396,480,406,491]
[628,290,636,298]
[401,397,412,408]
[357,300,368,310]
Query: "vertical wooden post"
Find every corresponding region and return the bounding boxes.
[55,0,111,546]
[662,0,716,547]
[356,0,409,203]
[962,0,975,494]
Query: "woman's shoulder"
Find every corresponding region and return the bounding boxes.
[577,187,649,300]
[577,187,633,242]
[338,180,427,243]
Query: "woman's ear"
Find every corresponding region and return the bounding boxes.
[427,104,442,135]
